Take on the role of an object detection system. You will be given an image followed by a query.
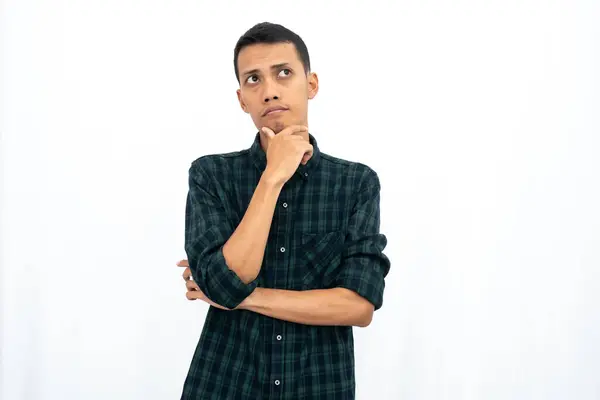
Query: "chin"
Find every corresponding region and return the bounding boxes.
[273,121,285,133]
[258,115,299,134]
[258,120,285,134]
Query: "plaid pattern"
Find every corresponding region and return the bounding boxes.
[181,132,391,400]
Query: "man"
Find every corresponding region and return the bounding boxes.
[176,22,391,399]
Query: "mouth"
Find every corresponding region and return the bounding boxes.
[263,106,289,117]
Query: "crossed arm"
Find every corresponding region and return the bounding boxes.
[179,260,374,327]
[183,160,390,328]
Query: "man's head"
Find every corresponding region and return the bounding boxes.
[234,22,318,134]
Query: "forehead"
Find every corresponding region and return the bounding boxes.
[237,42,303,74]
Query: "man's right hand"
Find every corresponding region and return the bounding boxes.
[261,125,313,185]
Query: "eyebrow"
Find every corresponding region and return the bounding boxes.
[241,63,291,78]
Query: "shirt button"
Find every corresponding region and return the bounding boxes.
[304,172,308,177]
[276,335,282,341]
[282,202,288,208]
[280,247,285,253]
[274,380,281,386]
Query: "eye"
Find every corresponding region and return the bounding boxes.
[246,75,259,84]
[279,69,291,77]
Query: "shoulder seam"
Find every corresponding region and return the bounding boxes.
[320,153,355,166]
[191,149,250,167]
[320,153,376,173]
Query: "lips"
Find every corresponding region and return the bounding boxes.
[263,106,288,116]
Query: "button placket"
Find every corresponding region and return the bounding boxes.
[271,189,289,396]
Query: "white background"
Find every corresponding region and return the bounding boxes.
[2,1,599,399]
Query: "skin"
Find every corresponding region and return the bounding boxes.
[235,42,317,151]
[177,42,374,327]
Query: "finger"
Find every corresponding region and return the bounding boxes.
[182,267,193,281]
[186,280,200,291]
[299,142,313,156]
[186,291,200,301]
[282,125,309,136]
[301,153,311,165]
[304,144,314,158]
[176,259,189,267]
[301,144,314,165]
[271,125,307,137]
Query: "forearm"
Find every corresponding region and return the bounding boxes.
[222,174,283,283]
[238,287,374,327]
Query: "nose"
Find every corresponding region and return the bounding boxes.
[262,78,280,103]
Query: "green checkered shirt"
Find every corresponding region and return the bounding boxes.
[181,132,391,399]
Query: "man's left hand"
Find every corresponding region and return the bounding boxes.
[176,259,231,310]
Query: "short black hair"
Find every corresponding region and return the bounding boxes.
[233,22,311,83]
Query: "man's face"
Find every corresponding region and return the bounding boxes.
[236,42,318,134]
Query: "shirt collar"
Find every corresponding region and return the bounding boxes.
[249,130,322,181]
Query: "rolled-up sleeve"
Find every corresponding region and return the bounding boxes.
[184,159,258,309]
[333,168,391,310]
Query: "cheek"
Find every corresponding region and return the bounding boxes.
[240,91,258,109]
[247,102,263,118]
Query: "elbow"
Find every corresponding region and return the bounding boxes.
[193,251,257,310]
[355,306,374,327]
[222,244,259,284]
[229,263,259,284]
[337,288,375,327]
[352,298,374,327]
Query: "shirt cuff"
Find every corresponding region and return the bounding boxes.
[334,256,388,311]
[192,246,259,310]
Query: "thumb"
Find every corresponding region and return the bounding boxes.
[261,127,275,139]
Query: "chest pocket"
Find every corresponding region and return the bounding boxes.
[294,231,345,290]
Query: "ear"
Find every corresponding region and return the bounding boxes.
[236,89,249,113]
[307,72,319,100]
